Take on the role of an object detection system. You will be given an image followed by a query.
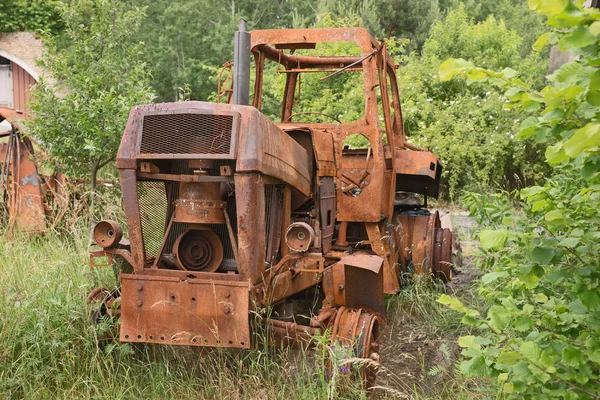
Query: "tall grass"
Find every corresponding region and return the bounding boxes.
[0,205,489,399]
[0,226,375,399]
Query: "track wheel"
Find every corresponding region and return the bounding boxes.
[329,307,381,392]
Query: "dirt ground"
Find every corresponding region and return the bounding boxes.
[375,212,481,399]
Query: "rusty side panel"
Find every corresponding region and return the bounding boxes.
[365,222,400,294]
[325,253,385,315]
[235,173,266,284]
[395,149,442,198]
[311,129,336,177]
[319,177,336,253]
[0,107,56,233]
[13,138,46,232]
[120,274,251,348]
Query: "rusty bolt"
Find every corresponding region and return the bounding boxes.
[137,284,143,291]
[224,291,231,298]
[136,300,143,307]
[338,284,344,291]
[224,307,231,314]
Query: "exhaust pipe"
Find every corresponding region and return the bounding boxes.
[233,19,251,106]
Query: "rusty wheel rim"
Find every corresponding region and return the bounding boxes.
[329,308,381,391]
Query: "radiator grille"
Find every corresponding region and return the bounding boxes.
[137,181,168,257]
[140,113,233,155]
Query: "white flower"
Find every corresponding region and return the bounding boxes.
[427,98,432,102]
[510,134,515,139]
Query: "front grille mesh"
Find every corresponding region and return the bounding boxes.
[140,113,233,155]
[137,181,168,257]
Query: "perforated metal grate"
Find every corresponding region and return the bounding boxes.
[137,181,168,257]
[140,113,233,155]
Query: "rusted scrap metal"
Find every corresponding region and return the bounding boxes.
[89,25,457,390]
[0,107,67,233]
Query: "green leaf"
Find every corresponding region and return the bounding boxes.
[532,33,549,51]
[458,335,476,348]
[518,117,541,139]
[590,21,600,36]
[579,290,600,311]
[558,26,597,51]
[439,58,475,81]
[545,142,569,164]
[529,0,568,15]
[438,294,480,316]
[586,89,600,106]
[515,316,533,332]
[497,350,521,366]
[562,346,583,367]
[488,305,511,330]
[559,237,579,247]
[481,271,509,284]
[520,341,542,362]
[545,209,563,221]
[531,246,554,264]
[480,229,509,251]
[562,123,600,158]
[535,293,548,303]
[502,68,518,79]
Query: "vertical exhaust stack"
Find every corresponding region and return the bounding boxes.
[233,19,251,106]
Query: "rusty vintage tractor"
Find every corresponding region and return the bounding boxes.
[90,23,455,388]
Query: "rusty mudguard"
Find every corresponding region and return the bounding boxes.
[120,274,251,348]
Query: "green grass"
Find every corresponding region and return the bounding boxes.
[0,223,491,399]
[0,227,375,399]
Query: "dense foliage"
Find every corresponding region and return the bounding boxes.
[439,1,600,397]
[398,5,549,198]
[29,0,154,201]
[0,0,62,34]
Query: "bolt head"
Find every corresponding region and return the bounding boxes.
[136,300,143,307]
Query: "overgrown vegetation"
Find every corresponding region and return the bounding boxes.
[29,0,154,215]
[0,0,62,34]
[439,1,600,397]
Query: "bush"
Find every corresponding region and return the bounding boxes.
[438,2,600,397]
[397,5,549,199]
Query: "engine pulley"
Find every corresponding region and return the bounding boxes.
[173,229,223,272]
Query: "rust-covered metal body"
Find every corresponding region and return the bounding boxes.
[0,107,66,233]
[90,27,455,387]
